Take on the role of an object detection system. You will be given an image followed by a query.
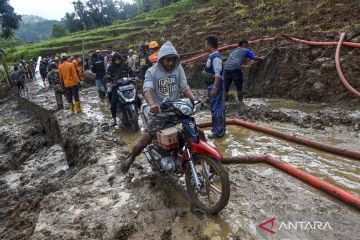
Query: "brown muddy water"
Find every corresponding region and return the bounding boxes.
[2,84,359,240]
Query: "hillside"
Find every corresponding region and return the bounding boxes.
[7,0,360,61]
[15,15,60,44]
[5,0,360,104]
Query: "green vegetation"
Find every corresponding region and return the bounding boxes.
[0,116,16,127]
[7,0,204,62]
[16,15,59,44]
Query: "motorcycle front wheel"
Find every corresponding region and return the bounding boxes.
[185,155,230,214]
[124,107,139,132]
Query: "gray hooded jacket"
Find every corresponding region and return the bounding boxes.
[143,41,190,104]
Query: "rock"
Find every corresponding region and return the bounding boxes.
[354,123,360,131]
[313,123,325,130]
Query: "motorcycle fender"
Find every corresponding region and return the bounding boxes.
[189,140,223,160]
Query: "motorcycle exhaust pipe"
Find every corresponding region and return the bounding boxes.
[151,149,162,160]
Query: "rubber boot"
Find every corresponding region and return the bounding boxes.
[75,101,82,113]
[237,91,246,107]
[56,93,64,110]
[111,117,117,127]
[98,90,106,100]
[69,102,75,114]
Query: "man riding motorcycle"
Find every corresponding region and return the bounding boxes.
[122,41,205,172]
[104,52,129,126]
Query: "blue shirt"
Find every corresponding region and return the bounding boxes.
[224,47,254,70]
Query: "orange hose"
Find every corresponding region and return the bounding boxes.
[335,33,360,97]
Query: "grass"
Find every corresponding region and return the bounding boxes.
[234,2,248,17]
[0,116,16,126]
[7,0,206,62]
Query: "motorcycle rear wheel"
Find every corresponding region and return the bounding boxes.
[185,155,230,214]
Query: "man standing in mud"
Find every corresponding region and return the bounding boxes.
[121,41,200,172]
[91,52,106,100]
[203,36,226,139]
[223,40,264,105]
[58,54,82,114]
[47,62,64,110]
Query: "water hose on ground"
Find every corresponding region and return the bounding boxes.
[335,33,360,98]
[220,155,360,210]
[198,119,360,160]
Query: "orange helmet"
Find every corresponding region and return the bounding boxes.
[149,41,159,49]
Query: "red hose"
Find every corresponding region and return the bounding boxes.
[290,36,360,48]
[221,155,360,210]
[181,36,360,65]
[181,37,276,64]
[335,33,360,97]
[198,119,360,160]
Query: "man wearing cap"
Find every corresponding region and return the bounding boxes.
[127,49,137,77]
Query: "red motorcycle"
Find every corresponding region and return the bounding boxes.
[141,98,230,214]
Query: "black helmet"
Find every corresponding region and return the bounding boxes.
[111,52,122,62]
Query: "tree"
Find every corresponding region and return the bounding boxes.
[51,24,67,38]
[0,0,22,38]
[71,0,138,30]
[63,12,84,33]
[0,37,20,88]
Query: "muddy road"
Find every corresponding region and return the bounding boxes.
[0,83,359,240]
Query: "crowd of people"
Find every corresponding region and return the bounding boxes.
[10,59,36,94]
[10,36,263,172]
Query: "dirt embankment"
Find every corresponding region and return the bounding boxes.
[164,0,360,105]
[0,85,210,240]
[184,39,360,105]
[0,95,68,239]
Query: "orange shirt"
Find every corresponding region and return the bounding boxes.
[148,51,159,64]
[72,59,84,81]
[58,61,80,88]
[72,59,80,68]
